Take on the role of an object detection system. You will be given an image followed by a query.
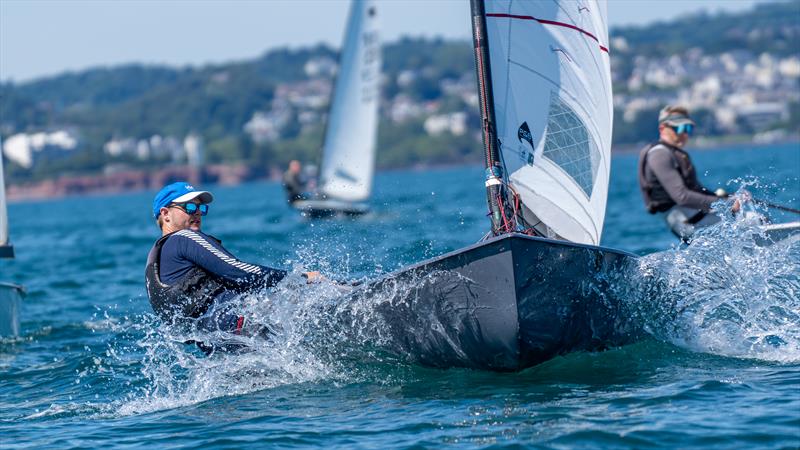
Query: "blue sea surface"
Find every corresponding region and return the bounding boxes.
[1,143,799,448]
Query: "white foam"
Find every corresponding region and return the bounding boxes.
[631,193,800,363]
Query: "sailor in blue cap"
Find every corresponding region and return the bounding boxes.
[145,181,320,353]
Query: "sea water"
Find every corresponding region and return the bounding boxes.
[1,143,798,448]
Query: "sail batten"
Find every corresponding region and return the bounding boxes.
[481,0,613,245]
[318,0,380,202]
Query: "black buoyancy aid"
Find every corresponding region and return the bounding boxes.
[638,141,705,214]
[145,232,229,325]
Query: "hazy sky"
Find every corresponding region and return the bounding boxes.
[0,0,775,83]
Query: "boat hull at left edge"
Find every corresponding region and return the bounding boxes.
[0,282,24,336]
[292,198,370,218]
[328,233,646,371]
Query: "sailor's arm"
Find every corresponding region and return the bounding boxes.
[648,148,719,211]
[173,230,287,288]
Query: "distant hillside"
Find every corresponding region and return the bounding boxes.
[614,1,799,57]
[1,1,797,183]
[610,1,800,81]
[12,65,183,109]
[0,38,474,133]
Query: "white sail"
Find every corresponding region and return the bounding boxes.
[0,136,9,247]
[483,0,613,245]
[318,0,381,202]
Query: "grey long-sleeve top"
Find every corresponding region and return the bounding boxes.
[645,145,719,211]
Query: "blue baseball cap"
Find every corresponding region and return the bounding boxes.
[152,181,214,219]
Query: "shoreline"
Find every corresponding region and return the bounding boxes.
[612,135,800,153]
[6,139,798,203]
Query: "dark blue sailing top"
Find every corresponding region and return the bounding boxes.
[159,229,287,290]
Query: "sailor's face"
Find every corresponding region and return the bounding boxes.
[164,199,203,232]
[660,124,689,148]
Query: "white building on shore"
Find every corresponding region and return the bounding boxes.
[2,130,79,168]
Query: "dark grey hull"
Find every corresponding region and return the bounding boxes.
[340,233,644,371]
[0,244,13,259]
[292,198,369,218]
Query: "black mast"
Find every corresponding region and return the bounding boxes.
[470,0,508,235]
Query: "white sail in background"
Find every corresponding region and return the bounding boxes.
[483,0,613,245]
[318,0,381,202]
[0,137,9,247]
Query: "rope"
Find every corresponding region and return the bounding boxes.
[752,197,800,215]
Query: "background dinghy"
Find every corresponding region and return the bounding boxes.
[293,0,381,218]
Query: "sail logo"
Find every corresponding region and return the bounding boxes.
[518,122,535,166]
[334,168,359,183]
[361,30,380,103]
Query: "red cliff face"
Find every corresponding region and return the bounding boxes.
[6,164,260,201]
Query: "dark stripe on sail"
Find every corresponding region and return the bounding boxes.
[486,13,609,53]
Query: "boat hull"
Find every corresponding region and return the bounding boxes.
[341,233,644,371]
[761,221,800,244]
[292,198,369,218]
[665,208,800,245]
[0,282,23,337]
[0,244,13,258]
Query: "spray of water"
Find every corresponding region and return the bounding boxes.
[631,189,800,363]
[102,263,457,416]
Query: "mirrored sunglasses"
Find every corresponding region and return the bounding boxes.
[671,123,694,136]
[170,202,209,216]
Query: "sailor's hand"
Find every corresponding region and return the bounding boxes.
[302,271,324,283]
[730,191,751,214]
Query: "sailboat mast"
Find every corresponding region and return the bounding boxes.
[470,0,507,235]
